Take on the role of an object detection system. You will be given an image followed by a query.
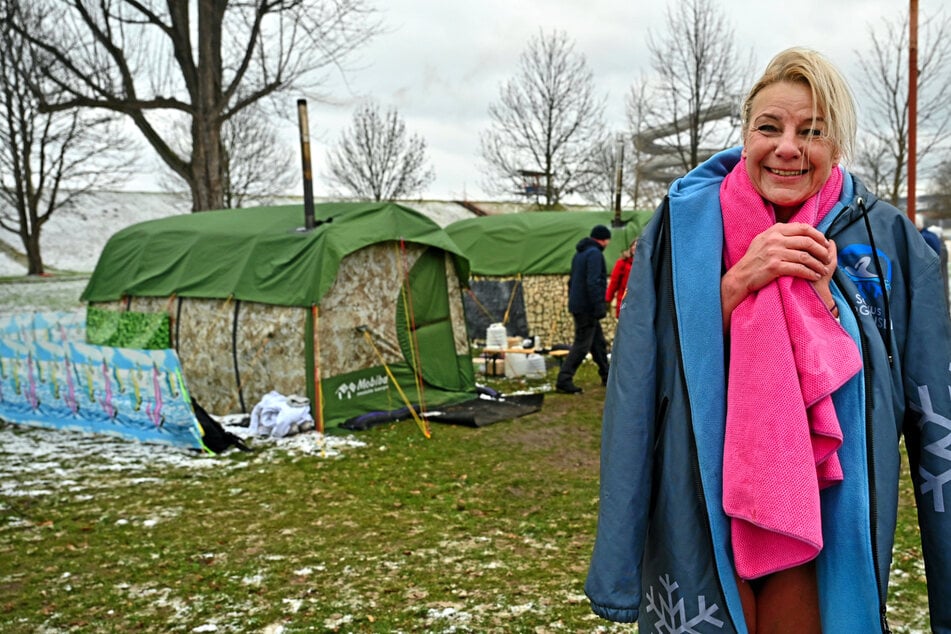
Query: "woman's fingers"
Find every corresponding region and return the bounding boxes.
[740,224,832,291]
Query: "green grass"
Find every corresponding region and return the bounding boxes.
[0,361,930,633]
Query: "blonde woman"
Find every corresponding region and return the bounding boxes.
[585,48,951,633]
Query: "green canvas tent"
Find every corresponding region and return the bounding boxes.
[81,201,476,430]
[445,210,653,346]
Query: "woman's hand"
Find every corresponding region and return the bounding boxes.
[721,223,834,330]
[810,238,838,312]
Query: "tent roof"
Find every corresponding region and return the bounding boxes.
[444,210,653,276]
[81,201,470,307]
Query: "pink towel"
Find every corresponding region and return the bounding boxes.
[720,160,862,580]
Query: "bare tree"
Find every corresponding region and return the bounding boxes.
[158,105,298,208]
[927,158,951,221]
[646,0,748,173]
[221,108,298,208]
[0,1,132,275]
[854,10,951,207]
[325,101,435,201]
[574,134,621,210]
[853,137,893,202]
[13,1,379,212]
[479,29,606,208]
[574,128,666,212]
[625,78,670,210]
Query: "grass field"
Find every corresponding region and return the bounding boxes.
[0,277,931,633]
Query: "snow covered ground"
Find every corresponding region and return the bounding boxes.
[0,416,369,503]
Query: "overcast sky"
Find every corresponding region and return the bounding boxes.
[129,0,908,201]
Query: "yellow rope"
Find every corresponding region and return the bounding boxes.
[502,273,522,325]
[395,241,427,413]
[465,286,495,320]
[361,328,430,438]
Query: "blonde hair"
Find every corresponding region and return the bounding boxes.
[741,47,857,162]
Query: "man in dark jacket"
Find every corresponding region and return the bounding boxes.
[556,224,611,394]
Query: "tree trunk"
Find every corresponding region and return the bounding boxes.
[189,123,226,211]
[24,230,43,276]
[190,0,227,212]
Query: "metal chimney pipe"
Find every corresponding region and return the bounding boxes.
[297,99,316,231]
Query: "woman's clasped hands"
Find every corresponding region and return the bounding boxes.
[721,222,837,329]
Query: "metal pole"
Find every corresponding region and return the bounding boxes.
[613,133,624,227]
[297,99,316,231]
[908,0,918,224]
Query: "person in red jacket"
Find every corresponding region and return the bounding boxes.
[605,240,636,318]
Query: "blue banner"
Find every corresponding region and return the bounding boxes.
[0,312,204,450]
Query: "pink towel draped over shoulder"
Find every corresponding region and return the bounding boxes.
[720,160,862,580]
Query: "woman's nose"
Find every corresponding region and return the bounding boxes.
[774,128,802,158]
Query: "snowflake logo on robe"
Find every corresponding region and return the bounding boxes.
[913,384,951,512]
[645,574,724,633]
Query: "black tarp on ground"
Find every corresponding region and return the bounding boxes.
[425,393,544,427]
[339,393,544,430]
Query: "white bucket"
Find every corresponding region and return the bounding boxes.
[504,352,529,378]
[525,354,547,379]
[485,323,507,349]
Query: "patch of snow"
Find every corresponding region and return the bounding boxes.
[281,598,302,613]
[323,614,354,630]
[0,419,368,504]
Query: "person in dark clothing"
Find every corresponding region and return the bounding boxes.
[556,224,612,394]
[920,226,942,254]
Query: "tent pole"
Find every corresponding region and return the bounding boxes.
[908,0,918,223]
[311,305,324,434]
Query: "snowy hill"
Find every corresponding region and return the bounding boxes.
[0,191,192,277]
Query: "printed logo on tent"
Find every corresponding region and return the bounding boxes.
[335,374,389,400]
[336,382,357,400]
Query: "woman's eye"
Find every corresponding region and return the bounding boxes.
[755,124,779,134]
[800,128,824,137]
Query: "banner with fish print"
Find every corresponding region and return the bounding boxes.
[0,312,205,450]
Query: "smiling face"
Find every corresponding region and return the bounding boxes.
[742,80,840,221]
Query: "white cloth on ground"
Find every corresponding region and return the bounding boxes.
[249,391,313,438]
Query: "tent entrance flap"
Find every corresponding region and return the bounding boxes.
[396,247,474,392]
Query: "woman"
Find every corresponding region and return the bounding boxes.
[585,48,951,633]
[605,240,637,318]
